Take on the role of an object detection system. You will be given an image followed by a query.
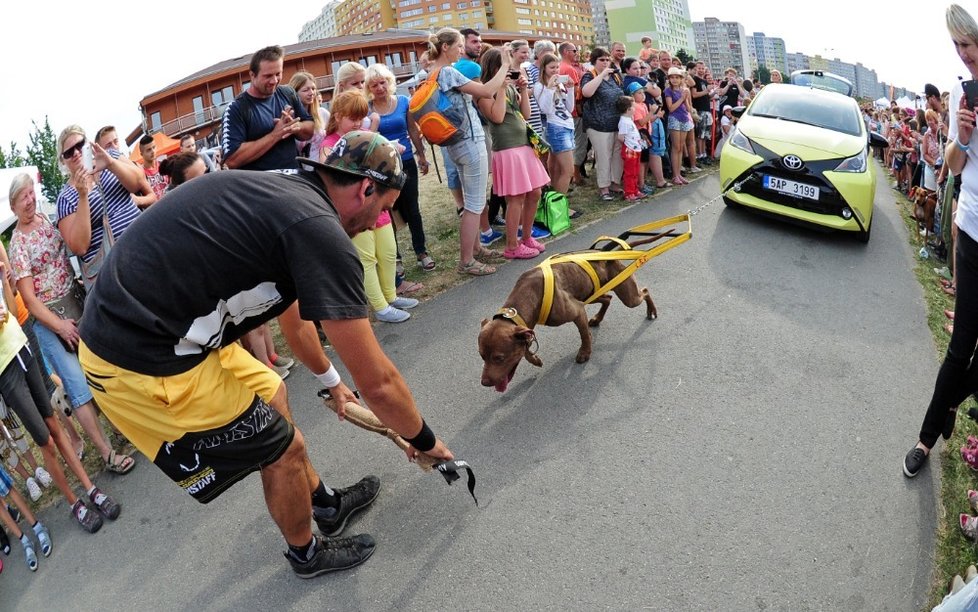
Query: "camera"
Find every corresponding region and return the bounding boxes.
[508,70,521,80]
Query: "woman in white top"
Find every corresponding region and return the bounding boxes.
[290,71,329,162]
[904,3,978,479]
[534,53,575,195]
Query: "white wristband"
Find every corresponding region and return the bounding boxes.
[315,365,341,388]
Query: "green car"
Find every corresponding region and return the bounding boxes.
[719,83,888,243]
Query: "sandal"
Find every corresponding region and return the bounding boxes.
[944,284,957,297]
[945,309,955,321]
[457,260,496,276]
[969,490,978,513]
[105,450,136,475]
[599,192,614,201]
[396,280,423,296]
[417,254,436,271]
[475,247,506,262]
[962,513,978,540]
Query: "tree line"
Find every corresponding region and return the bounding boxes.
[0,117,65,203]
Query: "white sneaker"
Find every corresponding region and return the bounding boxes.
[390,297,419,310]
[34,467,52,488]
[375,306,411,323]
[25,477,41,502]
[271,364,290,380]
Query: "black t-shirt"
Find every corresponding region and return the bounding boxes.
[80,170,368,376]
[692,76,711,113]
[652,68,667,94]
[221,86,313,171]
[719,80,741,111]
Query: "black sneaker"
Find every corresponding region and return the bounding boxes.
[313,476,380,537]
[89,487,121,520]
[903,447,928,478]
[6,504,19,523]
[72,500,103,533]
[286,534,376,579]
[0,528,8,555]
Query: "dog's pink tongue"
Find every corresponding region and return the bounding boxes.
[494,379,508,393]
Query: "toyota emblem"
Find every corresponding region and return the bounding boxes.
[782,155,804,170]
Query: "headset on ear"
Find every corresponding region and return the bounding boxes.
[365,183,375,196]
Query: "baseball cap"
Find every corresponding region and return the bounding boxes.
[626,82,644,95]
[298,131,406,190]
[722,105,733,112]
[924,83,940,98]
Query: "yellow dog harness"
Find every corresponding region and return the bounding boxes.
[534,214,692,326]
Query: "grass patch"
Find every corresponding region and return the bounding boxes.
[888,182,978,608]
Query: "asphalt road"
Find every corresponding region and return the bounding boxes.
[1,172,938,610]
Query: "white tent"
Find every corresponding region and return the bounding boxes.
[874,97,889,108]
[895,95,914,109]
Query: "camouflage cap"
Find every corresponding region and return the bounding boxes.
[297,130,406,190]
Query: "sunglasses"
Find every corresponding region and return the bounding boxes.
[62,138,86,160]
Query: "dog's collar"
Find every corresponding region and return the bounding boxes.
[493,307,530,328]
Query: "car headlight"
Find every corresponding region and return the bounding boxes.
[834,149,867,173]
[729,127,755,154]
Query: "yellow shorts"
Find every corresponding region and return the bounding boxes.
[79,342,292,503]
[79,342,283,458]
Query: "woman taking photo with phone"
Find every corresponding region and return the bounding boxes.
[425,28,513,276]
[904,4,978,478]
[581,47,626,201]
[55,125,144,287]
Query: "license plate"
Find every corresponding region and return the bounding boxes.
[762,175,820,201]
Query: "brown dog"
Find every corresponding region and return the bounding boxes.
[478,257,657,392]
[910,186,937,242]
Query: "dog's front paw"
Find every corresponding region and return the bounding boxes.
[587,317,601,328]
[575,350,591,363]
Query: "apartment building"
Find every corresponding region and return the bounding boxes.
[693,17,751,77]
[747,32,786,76]
[299,0,343,41]
[603,0,694,55]
[334,0,397,34]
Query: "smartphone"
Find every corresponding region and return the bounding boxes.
[964,80,978,110]
[507,70,521,80]
[558,75,571,84]
[81,143,95,173]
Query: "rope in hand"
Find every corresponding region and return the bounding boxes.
[317,389,478,505]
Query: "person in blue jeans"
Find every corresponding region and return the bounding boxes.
[425,28,513,276]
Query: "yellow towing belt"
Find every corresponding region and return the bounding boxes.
[537,214,691,326]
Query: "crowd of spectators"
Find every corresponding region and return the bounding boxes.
[0,32,755,575]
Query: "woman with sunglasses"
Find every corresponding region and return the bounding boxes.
[55,125,144,287]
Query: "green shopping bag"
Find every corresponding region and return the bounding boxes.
[534,189,571,236]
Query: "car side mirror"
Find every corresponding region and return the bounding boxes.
[868,132,889,149]
[731,106,747,118]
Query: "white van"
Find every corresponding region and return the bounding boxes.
[0,167,54,233]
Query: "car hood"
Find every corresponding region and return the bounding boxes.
[739,115,865,159]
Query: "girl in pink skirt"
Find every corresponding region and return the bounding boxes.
[477,48,551,259]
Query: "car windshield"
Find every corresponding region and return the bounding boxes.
[789,71,853,96]
[747,87,863,137]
